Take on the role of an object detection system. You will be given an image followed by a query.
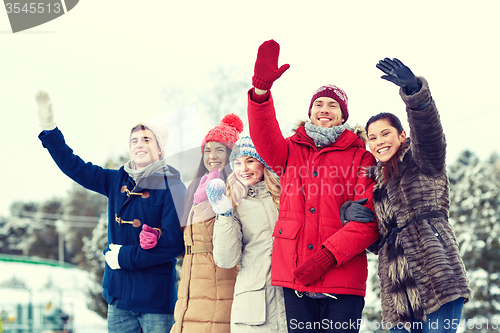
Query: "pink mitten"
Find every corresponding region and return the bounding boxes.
[140,224,160,249]
[193,168,220,204]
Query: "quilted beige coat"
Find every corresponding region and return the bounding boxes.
[170,200,238,333]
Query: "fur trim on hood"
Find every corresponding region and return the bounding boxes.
[292,119,369,145]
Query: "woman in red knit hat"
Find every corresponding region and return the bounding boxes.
[167,113,244,333]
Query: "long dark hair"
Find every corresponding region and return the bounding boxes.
[180,146,232,227]
[365,112,405,183]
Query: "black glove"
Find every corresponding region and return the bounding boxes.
[339,198,376,226]
[376,58,421,95]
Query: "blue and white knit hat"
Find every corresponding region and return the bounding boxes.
[229,136,269,170]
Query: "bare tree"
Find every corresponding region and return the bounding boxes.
[202,67,248,125]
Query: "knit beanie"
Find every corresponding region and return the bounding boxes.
[201,113,244,152]
[130,122,169,159]
[308,85,349,122]
[229,136,269,170]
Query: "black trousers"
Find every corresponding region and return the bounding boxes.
[283,288,365,333]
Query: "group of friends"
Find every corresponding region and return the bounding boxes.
[35,40,471,333]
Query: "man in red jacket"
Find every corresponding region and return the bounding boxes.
[247,40,379,333]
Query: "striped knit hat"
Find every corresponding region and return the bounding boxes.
[229,136,269,170]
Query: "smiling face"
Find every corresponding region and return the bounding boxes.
[367,119,407,162]
[203,141,228,171]
[130,129,162,169]
[310,97,344,128]
[233,156,265,186]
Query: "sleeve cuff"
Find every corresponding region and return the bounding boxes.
[249,88,270,104]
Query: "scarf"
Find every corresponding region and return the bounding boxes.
[304,122,349,149]
[123,159,172,190]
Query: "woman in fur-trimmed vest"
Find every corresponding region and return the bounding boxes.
[365,58,471,333]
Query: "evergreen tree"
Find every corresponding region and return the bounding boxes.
[0,201,39,255]
[82,214,108,319]
[27,197,63,260]
[361,255,384,333]
[62,182,107,266]
[449,150,500,324]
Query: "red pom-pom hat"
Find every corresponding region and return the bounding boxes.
[201,113,244,152]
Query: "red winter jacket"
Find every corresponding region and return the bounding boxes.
[248,90,379,296]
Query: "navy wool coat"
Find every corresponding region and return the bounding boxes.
[39,128,186,314]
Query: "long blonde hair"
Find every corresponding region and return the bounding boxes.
[225,168,281,210]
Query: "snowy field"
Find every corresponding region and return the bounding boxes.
[1,257,485,333]
[0,259,107,333]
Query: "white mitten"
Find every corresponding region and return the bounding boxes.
[206,178,233,216]
[105,244,122,270]
[35,89,56,131]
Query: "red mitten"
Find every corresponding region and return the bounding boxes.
[140,224,160,250]
[252,39,290,90]
[293,247,336,285]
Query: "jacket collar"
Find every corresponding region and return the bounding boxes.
[247,180,269,198]
[291,123,366,151]
[399,137,412,162]
[122,164,182,192]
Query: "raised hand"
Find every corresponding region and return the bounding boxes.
[252,39,290,91]
[193,168,220,205]
[376,58,421,95]
[35,89,57,130]
[206,178,233,216]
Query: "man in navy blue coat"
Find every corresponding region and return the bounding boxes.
[36,90,186,333]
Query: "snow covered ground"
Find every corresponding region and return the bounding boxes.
[0,259,107,332]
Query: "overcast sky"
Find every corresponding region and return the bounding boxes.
[1,0,499,217]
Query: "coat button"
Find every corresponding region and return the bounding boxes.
[310,208,315,213]
[435,233,439,237]
[279,229,283,235]
[308,244,314,250]
[313,171,318,177]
